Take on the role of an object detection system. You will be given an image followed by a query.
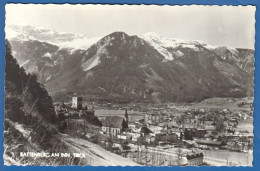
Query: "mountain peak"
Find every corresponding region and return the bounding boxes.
[97,31,136,45]
[104,31,130,40]
[109,31,128,36]
[142,32,162,39]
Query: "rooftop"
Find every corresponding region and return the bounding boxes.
[103,116,126,128]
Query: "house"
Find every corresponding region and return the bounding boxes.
[139,126,153,136]
[186,153,204,166]
[182,115,196,125]
[146,134,156,144]
[112,140,130,150]
[204,125,218,135]
[183,140,196,148]
[195,129,207,138]
[128,143,138,150]
[166,128,183,140]
[144,114,161,123]
[132,133,141,142]
[136,134,155,145]
[148,125,163,134]
[228,118,238,127]
[102,116,128,136]
[198,118,214,127]
[156,133,179,143]
[165,121,180,128]
[184,128,197,140]
[128,123,137,131]
[195,139,226,147]
[117,134,128,140]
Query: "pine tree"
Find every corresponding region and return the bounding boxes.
[5,39,58,149]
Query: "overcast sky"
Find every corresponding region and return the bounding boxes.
[6,4,256,49]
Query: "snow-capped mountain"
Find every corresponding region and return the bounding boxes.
[140,32,238,53]
[6,25,255,103]
[140,32,205,61]
[139,32,254,74]
[6,24,101,50]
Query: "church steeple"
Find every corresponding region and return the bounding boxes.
[125,107,128,125]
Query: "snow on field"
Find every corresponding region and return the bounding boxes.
[203,149,252,166]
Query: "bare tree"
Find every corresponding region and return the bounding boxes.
[175,148,184,166]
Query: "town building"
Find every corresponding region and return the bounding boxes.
[165,121,180,129]
[195,129,207,138]
[184,128,197,140]
[155,133,179,143]
[102,116,128,136]
[145,114,162,123]
[148,125,163,134]
[195,139,226,147]
[186,153,204,166]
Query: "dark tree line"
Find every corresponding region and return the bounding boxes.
[5,40,58,149]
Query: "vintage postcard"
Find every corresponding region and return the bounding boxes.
[4,4,255,166]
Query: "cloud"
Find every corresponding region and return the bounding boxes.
[6,4,256,49]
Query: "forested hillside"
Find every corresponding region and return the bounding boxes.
[4,40,68,165]
[4,40,138,166]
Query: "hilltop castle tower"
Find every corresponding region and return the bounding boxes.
[72,97,83,110]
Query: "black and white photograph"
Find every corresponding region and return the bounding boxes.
[4,4,255,166]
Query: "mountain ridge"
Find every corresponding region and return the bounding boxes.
[6,25,255,103]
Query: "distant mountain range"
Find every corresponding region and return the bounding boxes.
[6,24,255,103]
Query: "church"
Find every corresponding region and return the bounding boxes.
[102,109,128,136]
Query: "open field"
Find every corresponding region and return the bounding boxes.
[194,97,253,111]
[235,117,254,135]
[95,109,145,122]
